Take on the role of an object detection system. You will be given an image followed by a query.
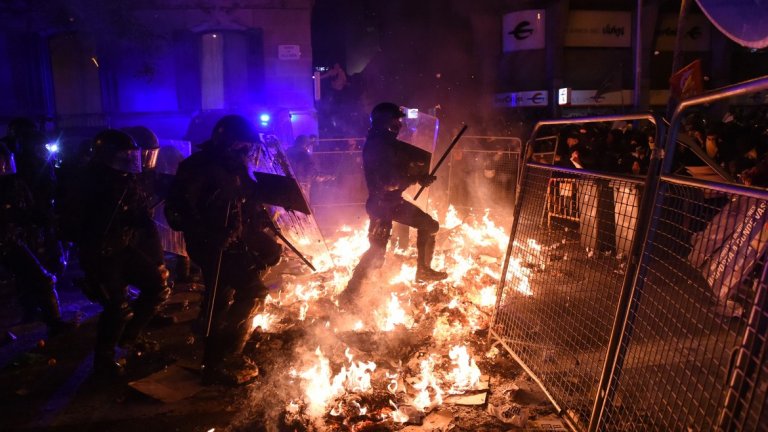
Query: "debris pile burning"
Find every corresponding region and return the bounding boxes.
[236,205,542,430]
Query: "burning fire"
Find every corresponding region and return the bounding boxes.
[411,354,444,411]
[266,206,538,423]
[251,312,273,331]
[446,345,482,393]
[376,292,414,331]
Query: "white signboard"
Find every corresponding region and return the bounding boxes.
[502,10,546,51]
[569,89,633,106]
[278,44,301,60]
[494,91,548,107]
[655,14,711,51]
[565,11,632,48]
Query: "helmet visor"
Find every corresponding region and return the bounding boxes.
[0,153,17,176]
[141,147,159,170]
[108,149,143,174]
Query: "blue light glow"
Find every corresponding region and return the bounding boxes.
[259,113,271,123]
[45,142,59,153]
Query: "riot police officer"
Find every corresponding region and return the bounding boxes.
[339,102,447,305]
[75,130,170,377]
[14,130,66,279]
[165,114,282,385]
[0,145,71,335]
[121,125,161,203]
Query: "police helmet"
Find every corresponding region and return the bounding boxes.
[122,126,160,170]
[370,102,406,125]
[211,115,261,151]
[92,129,142,174]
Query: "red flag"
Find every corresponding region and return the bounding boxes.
[669,59,703,100]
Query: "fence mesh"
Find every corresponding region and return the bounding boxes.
[308,137,521,229]
[446,148,520,215]
[597,179,768,431]
[492,164,644,429]
[307,150,367,231]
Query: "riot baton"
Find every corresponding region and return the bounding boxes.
[413,124,468,201]
[268,225,316,272]
[205,200,232,338]
[261,206,316,272]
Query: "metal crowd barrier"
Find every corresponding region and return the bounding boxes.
[490,77,768,432]
[491,162,649,432]
[445,136,521,215]
[595,76,768,432]
[596,177,767,431]
[309,136,522,225]
[308,147,367,232]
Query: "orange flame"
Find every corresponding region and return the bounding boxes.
[446,345,482,393]
[411,354,444,411]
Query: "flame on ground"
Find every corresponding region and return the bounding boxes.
[271,205,541,421]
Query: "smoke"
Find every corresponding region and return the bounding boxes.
[315,0,511,139]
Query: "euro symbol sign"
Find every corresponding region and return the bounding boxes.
[509,21,534,41]
[528,93,544,104]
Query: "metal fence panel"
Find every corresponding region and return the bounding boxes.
[491,163,644,430]
[446,147,520,214]
[310,150,367,206]
[593,76,768,432]
[597,179,768,431]
[310,137,522,227]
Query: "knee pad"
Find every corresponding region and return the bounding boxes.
[419,218,440,236]
[369,219,392,247]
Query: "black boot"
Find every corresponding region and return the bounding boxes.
[39,287,75,337]
[201,330,258,386]
[338,246,384,307]
[415,233,447,282]
[120,285,170,348]
[94,304,131,378]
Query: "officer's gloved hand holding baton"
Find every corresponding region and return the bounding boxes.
[417,174,437,187]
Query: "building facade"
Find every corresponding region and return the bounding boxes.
[0,0,315,141]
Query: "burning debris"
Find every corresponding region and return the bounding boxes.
[228,205,557,431]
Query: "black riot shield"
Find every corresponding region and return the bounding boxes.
[252,133,334,271]
[252,171,311,215]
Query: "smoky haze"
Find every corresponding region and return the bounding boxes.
[313,0,507,136]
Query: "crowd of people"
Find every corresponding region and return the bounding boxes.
[1,95,766,386]
[0,114,288,385]
[543,109,768,318]
[546,109,768,184]
[0,103,454,386]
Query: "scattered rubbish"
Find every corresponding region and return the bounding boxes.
[445,390,487,406]
[487,403,528,427]
[128,365,203,403]
[402,409,452,431]
[529,414,567,429]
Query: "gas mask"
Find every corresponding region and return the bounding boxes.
[225,140,256,168]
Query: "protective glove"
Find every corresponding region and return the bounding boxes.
[417,174,437,187]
